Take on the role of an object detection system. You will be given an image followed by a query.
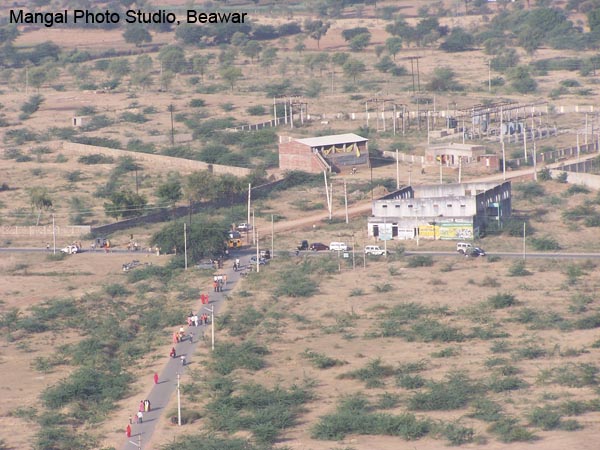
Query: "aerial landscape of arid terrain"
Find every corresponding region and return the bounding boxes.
[2,1,600,449]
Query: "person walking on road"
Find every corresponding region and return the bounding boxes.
[154,372,159,385]
[136,410,143,424]
[181,355,186,366]
[126,424,131,438]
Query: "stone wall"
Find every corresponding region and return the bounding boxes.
[60,142,251,177]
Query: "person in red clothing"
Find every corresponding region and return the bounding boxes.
[153,372,159,384]
[126,424,131,438]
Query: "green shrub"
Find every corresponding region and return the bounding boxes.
[349,288,364,297]
[189,98,206,108]
[488,293,516,309]
[211,341,268,375]
[513,345,546,360]
[78,154,114,165]
[508,260,531,276]
[431,347,459,358]
[302,350,346,369]
[529,406,561,430]
[408,372,475,411]
[439,422,474,445]
[376,392,401,409]
[469,398,503,422]
[565,184,590,196]
[488,416,536,442]
[515,182,545,201]
[312,394,430,440]
[374,283,393,293]
[274,269,317,298]
[406,255,434,267]
[339,358,395,388]
[530,236,560,251]
[396,373,426,389]
[488,376,527,392]
[104,283,130,298]
[246,105,267,115]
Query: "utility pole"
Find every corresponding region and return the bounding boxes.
[252,210,256,245]
[352,234,356,270]
[184,223,188,270]
[323,171,332,220]
[488,60,491,93]
[52,213,56,254]
[439,157,443,184]
[271,214,274,259]
[247,183,251,226]
[523,222,526,260]
[204,305,215,351]
[256,228,260,273]
[344,179,349,224]
[168,104,175,146]
[531,112,537,181]
[177,373,182,426]
[458,156,462,183]
[523,123,528,163]
[500,105,506,180]
[396,149,400,189]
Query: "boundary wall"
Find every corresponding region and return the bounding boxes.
[60,142,251,177]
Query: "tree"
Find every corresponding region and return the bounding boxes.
[509,65,537,94]
[342,58,366,83]
[158,45,186,73]
[220,66,243,91]
[426,67,460,91]
[28,67,47,91]
[342,27,370,42]
[28,187,52,225]
[349,33,371,52]
[386,17,414,46]
[331,52,349,66]
[152,219,226,261]
[123,25,152,47]
[385,37,403,60]
[242,41,262,63]
[589,8,600,32]
[108,59,130,78]
[304,19,331,49]
[156,178,183,209]
[374,56,396,73]
[104,190,147,219]
[439,28,473,52]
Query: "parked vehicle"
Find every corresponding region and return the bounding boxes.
[61,244,80,255]
[260,249,271,259]
[365,245,387,256]
[297,240,309,251]
[465,247,486,257]
[329,242,348,251]
[236,223,252,232]
[456,242,472,254]
[250,256,267,265]
[310,242,329,251]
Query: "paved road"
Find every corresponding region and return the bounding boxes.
[403,251,600,259]
[122,248,254,450]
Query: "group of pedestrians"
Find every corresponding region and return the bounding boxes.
[213,274,226,292]
[125,256,241,441]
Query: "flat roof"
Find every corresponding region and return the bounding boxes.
[295,133,367,147]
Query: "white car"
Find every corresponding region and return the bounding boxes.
[236,223,252,232]
[365,245,387,256]
[61,244,80,254]
[329,242,348,251]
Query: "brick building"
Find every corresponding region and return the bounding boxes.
[278,133,369,173]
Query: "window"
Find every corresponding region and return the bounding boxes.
[447,204,453,207]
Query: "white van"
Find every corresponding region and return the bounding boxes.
[456,242,472,254]
[329,242,348,251]
[365,245,387,256]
